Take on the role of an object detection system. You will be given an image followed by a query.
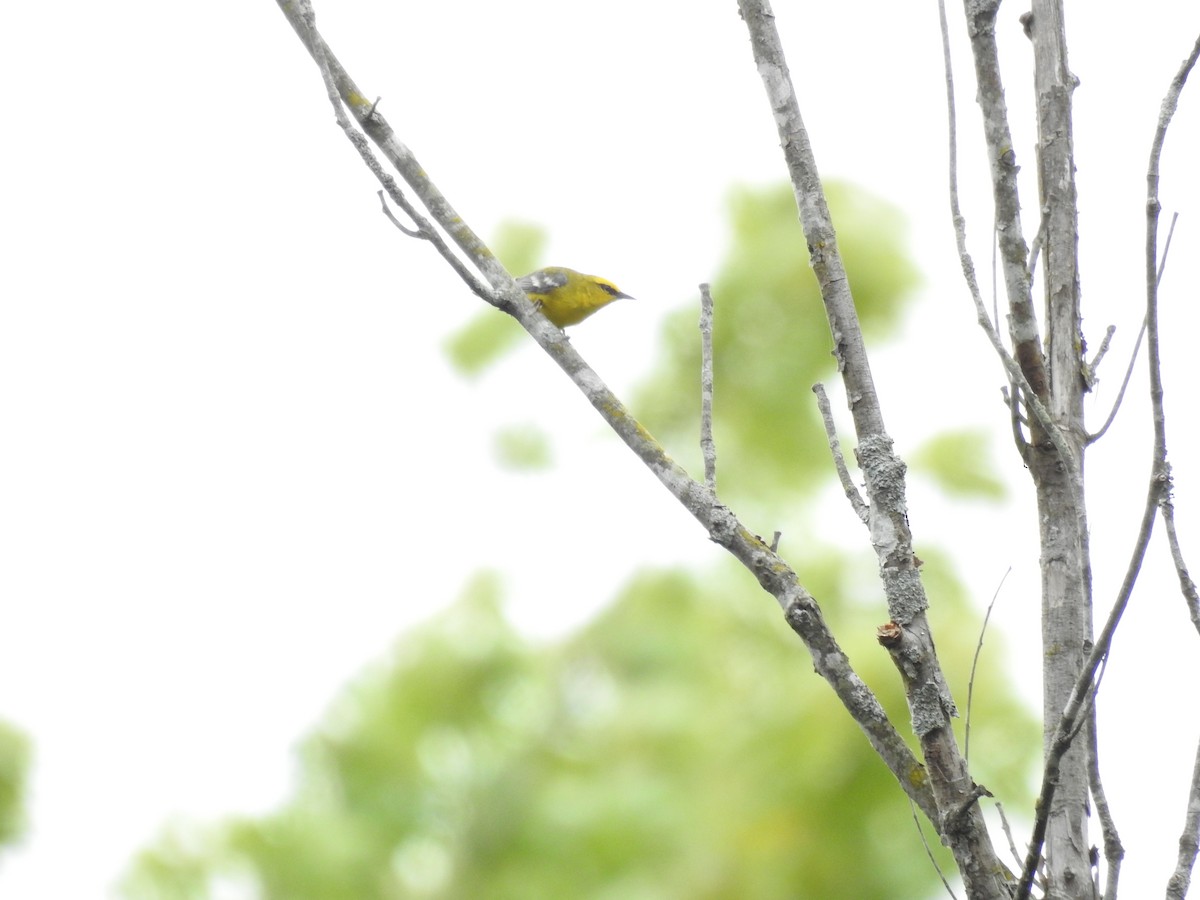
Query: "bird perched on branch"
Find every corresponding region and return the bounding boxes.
[516,267,633,328]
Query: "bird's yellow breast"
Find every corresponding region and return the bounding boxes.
[518,266,632,328]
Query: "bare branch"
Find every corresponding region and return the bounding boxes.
[1000,386,1030,461]
[910,799,961,900]
[813,383,868,525]
[1149,53,1200,895]
[377,190,424,239]
[1163,496,1200,636]
[965,567,1009,764]
[993,802,1024,880]
[1081,324,1115,392]
[1086,319,1146,445]
[1086,212,1178,444]
[957,0,1049,413]
[1026,209,1048,283]
[1086,708,1123,899]
[1165,735,1200,900]
[699,283,717,491]
[1145,32,1200,459]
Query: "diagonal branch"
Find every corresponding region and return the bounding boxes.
[1086,213,1179,445]
[274,0,942,828]
[813,384,868,525]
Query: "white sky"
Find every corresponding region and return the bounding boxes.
[3,1,1200,896]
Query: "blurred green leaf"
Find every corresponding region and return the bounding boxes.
[443,313,523,378]
[636,182,919,517]
[0,721,30,852]
[492,220,547,278]
[444,221,547,377]
[910,430,1006,501]
[493,423,554,471]
[123,561,1034,900]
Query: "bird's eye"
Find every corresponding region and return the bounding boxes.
[600,283,619,296]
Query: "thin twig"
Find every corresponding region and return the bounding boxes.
[910,799,960,900]
[1086,212,1179,444]
[993,801,1024,879]
[377,190,423,238]
[1165,734,1200,899]
[965,567,1010,764]
[1086,704,1123,899]
[1082,324,1115,391]
[1162,496,1200,636]
[1000,386,1029,460]
[813,383,868,524]
[1026,209,1048,282]
[699,283,717,491]
[1086,319,1146,445]
[1015,33,1200,900]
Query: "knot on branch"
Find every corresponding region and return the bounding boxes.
[785,596,819,635]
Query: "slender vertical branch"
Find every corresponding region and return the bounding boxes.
[1149,32,1200,900]
[960,0,1047,405]
[965,568,1009,764]
[1163,497,1200,636]
[1165,736,1200,900]
[1086,710,1123,899]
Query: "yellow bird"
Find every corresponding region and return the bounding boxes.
[516,266,633,328]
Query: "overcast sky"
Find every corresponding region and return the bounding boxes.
[3,1,1200,896]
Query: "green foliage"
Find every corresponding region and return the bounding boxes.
[636,182,919,515]
[122,822,218,900]
[443,221,547,377]
[0,721,30,852]
[491,220,547,279]
[122,564,1033,899]
[493,423,554,471]
[910,430,1006,501]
